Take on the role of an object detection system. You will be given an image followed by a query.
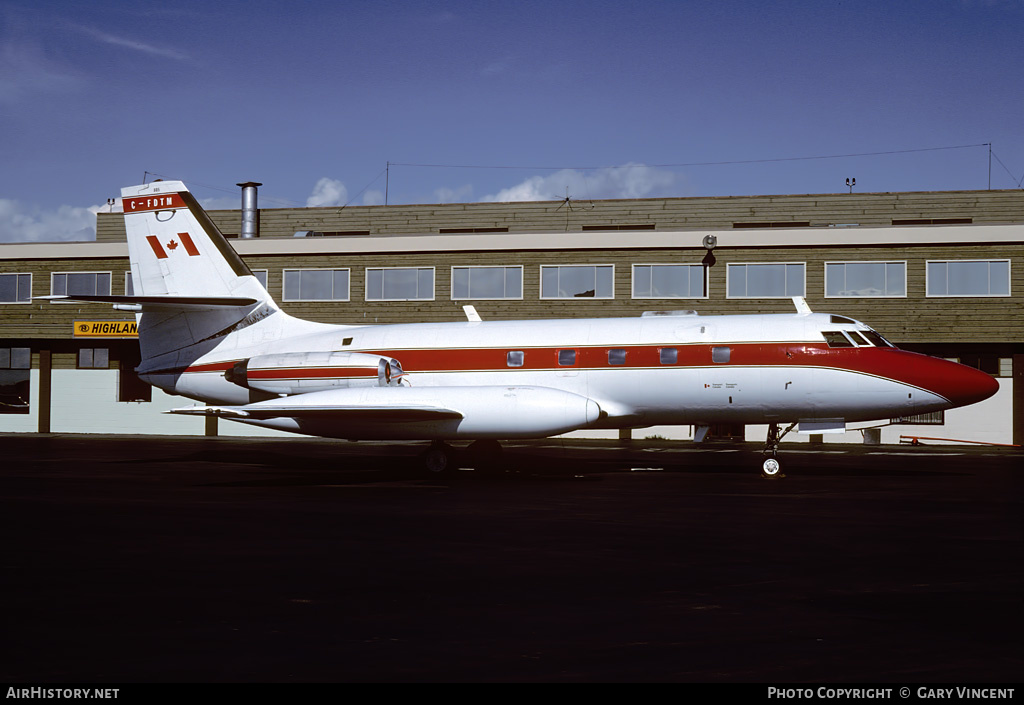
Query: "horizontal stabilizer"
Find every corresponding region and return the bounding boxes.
[38,294,258,310]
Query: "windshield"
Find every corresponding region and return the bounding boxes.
[861,329,895,348]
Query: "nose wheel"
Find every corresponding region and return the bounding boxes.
[761,422,796,477]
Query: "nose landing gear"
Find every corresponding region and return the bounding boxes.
[762,422,796,477]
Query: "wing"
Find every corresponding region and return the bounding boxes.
[167,385,603,439]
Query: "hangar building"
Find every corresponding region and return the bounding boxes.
[1,184,1022,445]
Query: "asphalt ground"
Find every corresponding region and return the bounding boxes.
[1,433,1021,684]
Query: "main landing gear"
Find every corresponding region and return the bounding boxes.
[762,422,796,477]
[421,439,506,474]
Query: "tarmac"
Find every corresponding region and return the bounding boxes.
[1,433,1021,683]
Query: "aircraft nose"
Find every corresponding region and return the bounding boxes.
[919,357,1000,409]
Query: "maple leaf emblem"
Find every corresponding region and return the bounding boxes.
[167,240,178,250]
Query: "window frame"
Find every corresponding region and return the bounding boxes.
[50,271,112,302]
[925,259,1011,298]
[726,262,806,299]
[539,264,615,300]
[282,268,351,302]
[0,273,32,304]
[824,261,907,298]
[365,266,435,302]
[77,347,110,370]
[631,263,708,299]
[450,265,523,301]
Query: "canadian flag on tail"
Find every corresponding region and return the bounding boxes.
[146,233,201,259]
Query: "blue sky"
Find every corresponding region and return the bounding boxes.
[1,0,1022,241]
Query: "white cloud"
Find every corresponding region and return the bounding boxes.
[73,25,189,61]
[481,164,676,202]
[306,178,348,207]
[361,190,385,206]
[434,184,473,203]
[0,199,99,243]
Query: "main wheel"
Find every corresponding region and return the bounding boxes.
[762,457,781,476]
[423,444,453,473]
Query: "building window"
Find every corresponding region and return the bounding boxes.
[283,269,350,301]
[540,265,614,299]
[825,262,906,297]
[0,347,31,415]
[632,264,706,298]
[51,272,111,299]
[366,267,434,301]
[0,273,31,303]
[451,266,522,300]
[727,263,805,298]
[926,260,1010,297]
[78,348,109,369]
[124,271,134,296]
[252,270,269,290]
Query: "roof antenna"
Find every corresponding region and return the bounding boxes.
[554,187,577,231]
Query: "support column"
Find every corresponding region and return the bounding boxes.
[38,349,51,434]
[205,415,218,437]
[1013,354,1024,447]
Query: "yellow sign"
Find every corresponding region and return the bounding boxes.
[74,321,138,338]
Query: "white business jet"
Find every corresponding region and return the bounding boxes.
[48,181,999,475]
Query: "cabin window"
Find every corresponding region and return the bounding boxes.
[558,349,576,366]
[712,346,731,363]
[726,263,805,298]
[825,262,906,297]
[366,267,434,301]
[451,266,522,300]
[926,260,1010,297]
[283,269,350,301]
[507,350,524,367]
[51,272,111,301]
[659,348,678,364]
[608,348,626,365]
[0,273,31,303]
[540,265,614,299]
[632,264,706,299]
[823,331,855,348]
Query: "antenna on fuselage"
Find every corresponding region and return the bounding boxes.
[792,297,813,315]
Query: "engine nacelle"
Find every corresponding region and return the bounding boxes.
[225,351,404,395]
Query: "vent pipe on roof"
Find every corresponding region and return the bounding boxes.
[237,181,262,238]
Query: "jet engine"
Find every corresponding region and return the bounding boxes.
[224,351,404,395]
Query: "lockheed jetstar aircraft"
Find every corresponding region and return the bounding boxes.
[49,181,998,475]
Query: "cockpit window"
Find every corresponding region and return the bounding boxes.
[861,330,895,348]
[847,331,870,346]
[830,315,857,324]
[823,331,855,348]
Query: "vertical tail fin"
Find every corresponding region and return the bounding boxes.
[122,180,268,303]
[120,181,284,364]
